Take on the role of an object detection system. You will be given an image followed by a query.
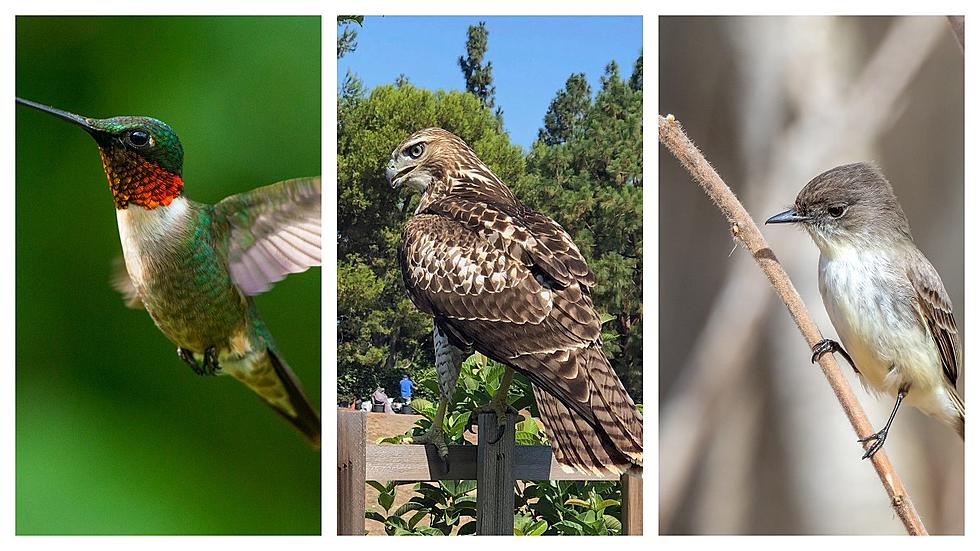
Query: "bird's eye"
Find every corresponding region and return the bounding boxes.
[127,130,151,148]
[408,143,425,159]
[827,205,846,218]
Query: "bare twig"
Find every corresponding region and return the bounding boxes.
[658,113,928,536]
[946,16,964,51]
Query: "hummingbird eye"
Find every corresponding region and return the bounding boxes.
[827,205,846,218]
[407,143,425,159]
[127,129,151,148]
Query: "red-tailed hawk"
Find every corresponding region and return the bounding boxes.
[386,128,642,475]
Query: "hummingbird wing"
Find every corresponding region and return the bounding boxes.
[110,256,144,309]
[907,250,961,388]
[215,177,321,296]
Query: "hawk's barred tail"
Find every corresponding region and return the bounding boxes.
[530,347,643,476]
[263,349,322,448]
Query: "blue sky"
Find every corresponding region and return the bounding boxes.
[337,16,643,150]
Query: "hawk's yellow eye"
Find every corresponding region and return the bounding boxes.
[408,143,425,159]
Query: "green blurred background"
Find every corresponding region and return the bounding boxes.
[15,16,321,534]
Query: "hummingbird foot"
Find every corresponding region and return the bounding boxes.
[178,346,221,376]
[811,338,859,374]
[406,426,450,472]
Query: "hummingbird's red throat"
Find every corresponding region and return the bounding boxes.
[100,148,183,209]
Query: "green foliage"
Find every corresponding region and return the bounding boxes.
[337,83,523,400]
[337,16,362,59]
[515,480,623,535]
[538,73,591,146]
[629,52,643,91]
[458,21,498,115]
[371,353,627,536]
[366,479,477,536]
[378,353,537,446]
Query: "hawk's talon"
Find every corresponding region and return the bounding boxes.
[487,423,507,446]
[407,426,450,472]
[474,403,518,445]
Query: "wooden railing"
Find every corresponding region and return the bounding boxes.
[337,410,643,535]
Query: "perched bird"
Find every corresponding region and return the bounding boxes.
[386,128,642,475]
[17,98,321,447]
[767,162,963,459]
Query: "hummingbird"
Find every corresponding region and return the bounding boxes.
[16,97,322,447]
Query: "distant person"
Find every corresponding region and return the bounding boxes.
[372,387,394,414]
[400,374,416,404]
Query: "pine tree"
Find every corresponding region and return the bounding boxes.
[629,53,643,91]
[458,22,498,113]
[538,73,592,146]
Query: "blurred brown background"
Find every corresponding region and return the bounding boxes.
[659,16,963,535]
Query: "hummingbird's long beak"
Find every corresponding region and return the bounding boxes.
[765,208,811,225]
[16,97,103,136]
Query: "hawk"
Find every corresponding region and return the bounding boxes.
[385,128,642,475]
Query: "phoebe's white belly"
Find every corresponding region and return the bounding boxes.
[818,249,947,416]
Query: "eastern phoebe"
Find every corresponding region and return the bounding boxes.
[766,162,964,459]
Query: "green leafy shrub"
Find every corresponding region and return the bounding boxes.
[515,480,623,535]
[369,353,630,536]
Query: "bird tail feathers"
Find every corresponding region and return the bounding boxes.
[232,348,321,448]
[529,346,642,476]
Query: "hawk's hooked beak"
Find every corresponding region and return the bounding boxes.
[765,208,811,225]
[385,159,400,189]
[386,159,418,189]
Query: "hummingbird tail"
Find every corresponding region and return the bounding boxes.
[266,349,321,448]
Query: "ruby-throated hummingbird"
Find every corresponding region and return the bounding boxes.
[17,98,322,447]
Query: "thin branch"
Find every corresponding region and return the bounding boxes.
[658,113,927,536]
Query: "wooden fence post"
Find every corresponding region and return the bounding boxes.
[620,471,643,535]
[337,411,367,535]
[476,412,516,535]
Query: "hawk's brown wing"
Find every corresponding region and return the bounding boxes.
[430,194,596,289]
[399,211,642,474]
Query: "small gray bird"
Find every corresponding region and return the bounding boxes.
[766,162,963,459]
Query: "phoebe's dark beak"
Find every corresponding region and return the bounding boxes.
[16,97,105,138]
[765,208,810,225]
